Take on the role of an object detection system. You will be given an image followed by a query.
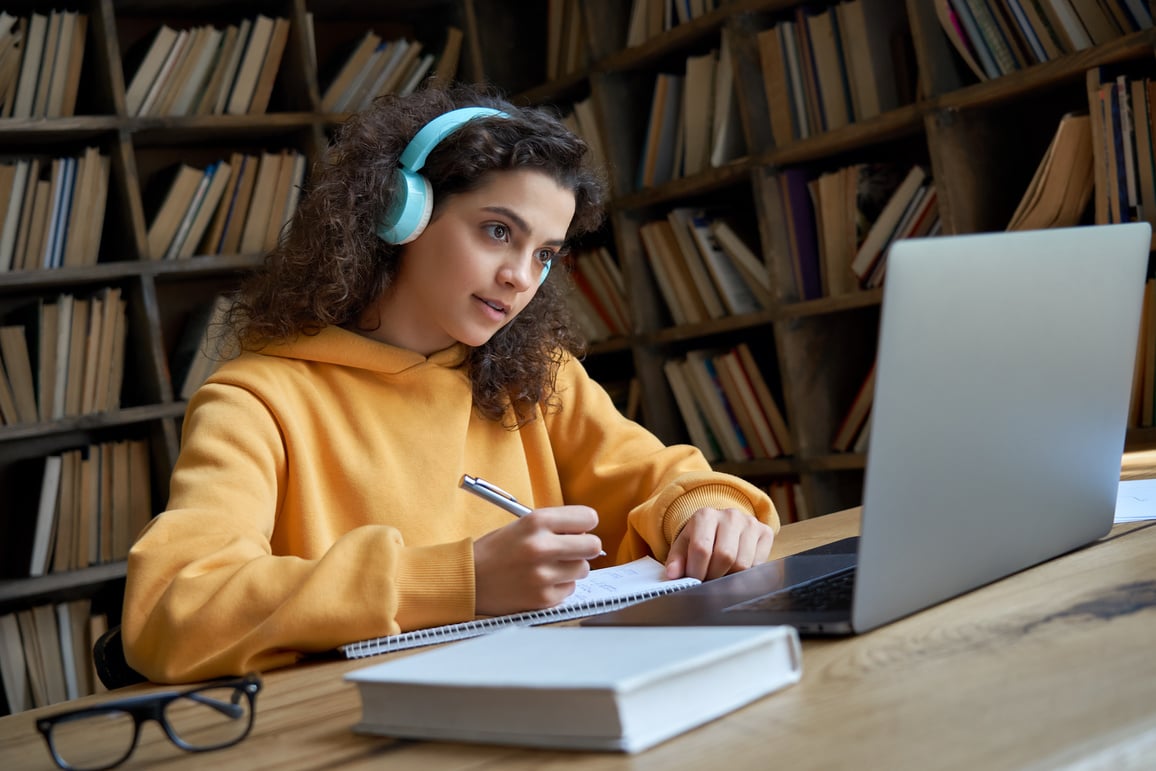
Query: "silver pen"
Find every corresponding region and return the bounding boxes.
[459,474,606,556]
[459,474,533,517]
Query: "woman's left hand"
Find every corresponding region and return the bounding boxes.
[664,507,775,581]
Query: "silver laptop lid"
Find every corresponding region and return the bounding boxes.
[852,223,1150,632]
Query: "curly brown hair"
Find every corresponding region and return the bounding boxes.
[228,84,608,426]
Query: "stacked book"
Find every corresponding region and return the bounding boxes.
[778,163,939,300]
[124,15,291,117]
[1087,68,1156,242]
[639,210,771,326]
[564,247,630,343]
[545,0,588,80]
[756,0,909,145]
[936,0,1153,81]
[320,26,463,114]
[0,10,88,119]
[1,600,109,712]
[764,479,806,524]
[145,150,306,260]
[625,0,721,47]
[24,438,151,580]
[634,32,744,188]
[831,361,875,453]
[1007,112,1093,231]
[0,289,128,427]
[0,148,111,272]
[663,343,793,464]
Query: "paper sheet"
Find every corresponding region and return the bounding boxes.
[1114,478,1156,522]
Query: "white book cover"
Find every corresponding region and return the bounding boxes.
[347,625,802,753]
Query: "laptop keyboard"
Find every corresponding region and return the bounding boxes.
[726,566,857,613]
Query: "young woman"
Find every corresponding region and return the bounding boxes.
[123,84,778,683]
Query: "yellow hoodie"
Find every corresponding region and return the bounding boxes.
[123,325,778,682]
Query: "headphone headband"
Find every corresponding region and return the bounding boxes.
[399,107,509,172]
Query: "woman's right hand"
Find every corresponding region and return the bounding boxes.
[472,505,603,616]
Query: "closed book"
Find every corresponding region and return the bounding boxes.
[850,165,927,282]
[0,613,30,712]
[28,454,63,577]
[193,24,240,115]
[11,13,47,119]
[780,168,822,300]
[226,14,274,115]
[665,208,725,319]
[832,361,877,452]
[347,625,802,753]
[0,323,38,423]
[58,13,86,117]
[146,164,206,260]
[167,165,220,258]
[758,25,794,147]
[710,219,774,309]
[0,159,30,271]
[664,357,722,461]
[735,342,793,454]
[176,159,233,258]
[238,151,282,254]
[431,25,463,84]
[138,27,190,117]
[687,211,763,315]
[124,24,179,116]
[320,30,381,113]
[710,28,745,166]
[212,18,252,115]
[681,50,716,175]
[247,16,289,114]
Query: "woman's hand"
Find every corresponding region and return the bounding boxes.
[665,507,775,581]
[473,506,603,616]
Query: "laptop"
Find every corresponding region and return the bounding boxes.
[585,222,1150,635]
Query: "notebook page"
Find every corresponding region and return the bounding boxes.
[340,556,700,658]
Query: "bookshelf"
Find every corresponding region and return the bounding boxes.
[0,0,473,714]
[485,0,1156,520]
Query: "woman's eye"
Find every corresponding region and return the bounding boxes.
[485,223,509,242]
[536,248,555,266]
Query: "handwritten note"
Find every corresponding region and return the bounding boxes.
[1115,479,1156,523]
[560,557,698,606]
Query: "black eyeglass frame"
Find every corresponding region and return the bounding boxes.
[36,673,262,771]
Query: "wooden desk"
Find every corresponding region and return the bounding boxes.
[3,510,1155,770]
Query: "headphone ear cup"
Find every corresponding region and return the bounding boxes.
[376,168,433,245]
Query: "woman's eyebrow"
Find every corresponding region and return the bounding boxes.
[483,206,566,247]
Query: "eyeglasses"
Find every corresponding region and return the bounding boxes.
[36,673,261,771]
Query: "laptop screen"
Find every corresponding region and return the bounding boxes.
[852,223,1150,632]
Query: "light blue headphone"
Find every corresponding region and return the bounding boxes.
[376,106,552,285]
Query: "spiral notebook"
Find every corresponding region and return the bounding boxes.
[340,556,699,659]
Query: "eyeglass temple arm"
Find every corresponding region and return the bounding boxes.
[187,691,246,719]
